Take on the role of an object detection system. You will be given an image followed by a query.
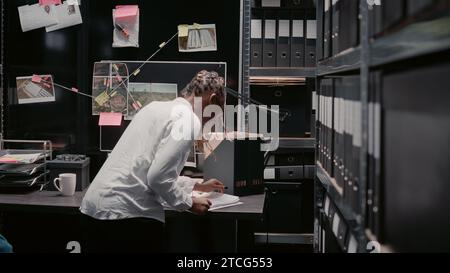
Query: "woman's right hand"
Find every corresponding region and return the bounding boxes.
[189,197,212,215]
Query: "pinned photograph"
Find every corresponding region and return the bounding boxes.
[178,24,217,52]
[46,1,83,32]
[92,62,129,115]
[16,75,56,104]
[18,3,59,32]
[126,83,178,119]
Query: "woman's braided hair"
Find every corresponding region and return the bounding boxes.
[181,70,225,99]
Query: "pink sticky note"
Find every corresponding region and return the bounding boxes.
[115,5,139,20]
[32,75,42,83]
[0,158,19,164]
[71,87,79,93]
[99,112,123,127]
[39,0,62,5]
[116,74,123,82]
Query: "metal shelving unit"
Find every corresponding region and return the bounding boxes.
[371,15,450,67]
[314,1,450,254]
[250,67,317,78]
[316,46,361,76]
[243,0,318,251]
[0,0,4,139]
[278,138,316,150]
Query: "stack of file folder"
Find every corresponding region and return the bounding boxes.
[0,151,49,192]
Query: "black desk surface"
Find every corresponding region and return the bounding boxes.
[0,191,265,219]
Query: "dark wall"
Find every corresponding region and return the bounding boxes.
[3,0,241,175]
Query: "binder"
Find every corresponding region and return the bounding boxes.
[323,0,331,59]
[333,78,343,188]
[305,19,317,67]
[261,0,281,7]
[316,0,324,61]
[407,0,434,16]
[251,18,263,67]
[342,77,351,206]
[290,11,305,67]
[286,0,303,8]
[331,0,340,56]
[339,0,360,52]
[263,15,277,67]
[277,12,291,67]
[337,216,348,250]
[369,0,383,37]
[383,0,405,30]
[319,78,333,174]
[372,71,382,238]
[251,85,311,137]
[327,79,334,175]
[348,0,360,49]
[351,76,361,214]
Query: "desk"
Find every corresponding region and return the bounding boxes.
[0,190,265,253]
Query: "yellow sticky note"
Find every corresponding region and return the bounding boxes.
[193,23,202,29]
[178,24,189,37]
[95,91,110,106]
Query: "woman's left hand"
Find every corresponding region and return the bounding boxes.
[194,179,225,193]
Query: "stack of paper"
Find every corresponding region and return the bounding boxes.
[0,153,45,164]
[192,191,242,211]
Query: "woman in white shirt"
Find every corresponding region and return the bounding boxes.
[80,71,226,253]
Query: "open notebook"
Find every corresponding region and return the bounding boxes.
[192,191,242,211]
[163,191,242,211]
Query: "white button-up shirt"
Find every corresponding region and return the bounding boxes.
[80,98,201,223]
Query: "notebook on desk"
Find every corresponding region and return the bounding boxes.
[192,191,242,211]
[163,191,243,211]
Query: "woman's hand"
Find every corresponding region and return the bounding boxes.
[194,179,225,193]
[189,197,211,215]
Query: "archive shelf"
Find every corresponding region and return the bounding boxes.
[250,67,317,79]
[316,46,361,76]
[371,15,450,67]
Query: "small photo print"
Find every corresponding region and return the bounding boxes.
[126,83,178,119]
[178,24,217,52]
[16,75,56,104]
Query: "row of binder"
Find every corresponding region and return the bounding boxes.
[253,0,316,9]
[317,76,364,215]
[320,0,443,58]
[251,12,317,67]
[322,193,359,253]
[369,0,441,37]
[366,71,382,239]
[320,0,360,60]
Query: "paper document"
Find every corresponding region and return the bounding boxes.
[0,153,44,164]
[46,1,83,32]
[16,75,56,104]
[192,191,242,211]
[18,4,59,32]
